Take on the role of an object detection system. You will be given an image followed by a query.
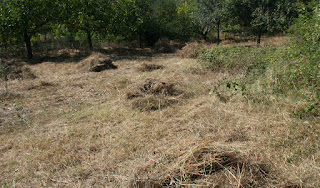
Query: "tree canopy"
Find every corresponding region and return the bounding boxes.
[1,0,62,58]
[0,0,305,58]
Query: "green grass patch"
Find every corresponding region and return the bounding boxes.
[199,43,319,118]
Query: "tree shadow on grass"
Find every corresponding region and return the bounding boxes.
[25,44,180,65]
[96,47,155,61]
[27,51,91,64]
[25,47,157,64]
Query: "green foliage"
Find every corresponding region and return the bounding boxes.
[63,0,112,50]
[199,45,283,103]
[1,0,64,58]
[293,102,320,119]
[0,1,12,47]
[275,6,320,96]
[227,0,299,44]
[199,3,320,118]
[211,78,247,101]
[108,0,196,45]
[198,46,277,78]
[193,0,226,41]
[152,0,195,41]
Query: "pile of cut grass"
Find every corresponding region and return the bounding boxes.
[126,78,182,111]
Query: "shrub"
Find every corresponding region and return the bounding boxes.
[198,46,278,78]
[279,11,320,95]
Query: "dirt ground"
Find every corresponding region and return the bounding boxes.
[1,43,319,187]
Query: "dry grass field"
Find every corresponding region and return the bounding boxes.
[1,38,320,187]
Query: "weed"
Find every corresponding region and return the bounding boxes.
[211,78,246,103]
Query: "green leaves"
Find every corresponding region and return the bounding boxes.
[227,0,299,44]
[1,0,64,58]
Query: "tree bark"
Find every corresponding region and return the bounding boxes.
[87,31,93,51]
[217,20,221,45]
[138,30,142,48]
[257,29,262,45]
[24,33,33,59]
[202,30,208,41]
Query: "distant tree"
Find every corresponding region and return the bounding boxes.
[152,0,195,41]
[109,0,195,46]
[193,0,226,43]
[1,0,62,59]
[0,2,11,49]
[228,0,299,45]
[64,0,111,50]
[108,0,156,45]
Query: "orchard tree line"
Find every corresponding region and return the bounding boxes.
[0,0,315,59]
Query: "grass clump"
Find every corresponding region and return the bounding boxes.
[133,144,276,187]
[126,79,182,111]
[138,63,164,72]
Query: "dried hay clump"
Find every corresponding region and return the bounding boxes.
[131,95,178,111]
[154,38,174,53]
[127,79,178,99]
[2,60,36,80]
[126,79,182,111]
[138,63,164,72]
[27,81,55,90]
[179,41,207,58]
[78,53,117,72]
[139,145,276,187]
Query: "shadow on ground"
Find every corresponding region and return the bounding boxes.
[97,47,156,61]
[25,47,159,64]
[27,51,90,64]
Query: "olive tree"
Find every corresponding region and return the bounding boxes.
[228,0,298,45]
[193,0,226,43]
[63,0,112,50]
[1,0,62,59]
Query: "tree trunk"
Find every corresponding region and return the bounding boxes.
[217,20,221,45]
[87,31,93,51]
[202,30,208,41]
[24,33,33,59]
[138,31,142,48]
[257,30,262,45]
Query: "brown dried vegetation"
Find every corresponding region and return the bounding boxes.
[138,63,164,72]
[3,60,37,80]
[126,79,181,111]
[0,44,319,187]
[77,53,117,72]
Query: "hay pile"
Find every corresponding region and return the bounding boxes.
[126,79,181,111]
[138,63,164,72]
[133,144,276,187]
[154,38,174,53]
[78,53,117,72]
[179,41,210,58]
[1,60,36,80]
